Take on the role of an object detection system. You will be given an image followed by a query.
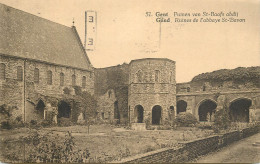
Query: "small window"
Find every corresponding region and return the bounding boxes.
[82,76,86,88]
[0,63,6,80]
[136,70,143,83]
[108,90,112,98]
[60,73,64,86]
[72,74,76,86]
[170,71,172,83]
[17,66,23,81]
[47,70,52,85]
[101,112,105,119]
[203,85,206,91]
[34,68,39,83]
[187,87,190,92]
[155,70,160,83]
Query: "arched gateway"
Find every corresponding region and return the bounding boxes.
[152,105,162,125]
[134,105,144,123]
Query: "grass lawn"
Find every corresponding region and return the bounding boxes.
[0,124,214,163]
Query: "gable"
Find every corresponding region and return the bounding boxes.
[0,4,92,70]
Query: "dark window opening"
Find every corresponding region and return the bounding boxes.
[17,66,23,81]
[0,63,6,80]
[114,101,120,121]
[187,87,190,92]
[72,74,76,86]
[155,70,160,83]
[229,98,251,122]
[152,105,162,125]
[177,100,187,114]
[60,73,64,86]
[35,99,45,119]
[108,90,112,98]
[198,100,217,121]
[82,76,86,88]
[136,70,143,83]
[58,101,71,118]
[134,105,144,123]
[47,70,52,85]
[101,112,105,119]
[34,68,39,83]
[203,85,206,91]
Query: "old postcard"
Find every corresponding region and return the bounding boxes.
[0,0,259,163]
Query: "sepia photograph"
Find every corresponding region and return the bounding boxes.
[0,0,259,163]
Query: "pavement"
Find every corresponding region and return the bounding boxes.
[193,132,260,163]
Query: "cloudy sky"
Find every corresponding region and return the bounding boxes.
[1,0,259,82]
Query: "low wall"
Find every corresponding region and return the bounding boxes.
[112,125,260,163]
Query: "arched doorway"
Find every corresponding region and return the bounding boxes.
[152,105,162,125]
[229,98,251,122]
[198,99,217,121]
[134,105,144,123]
[177,100,187,114]
[35,99,45,119]
[58,101,71,118]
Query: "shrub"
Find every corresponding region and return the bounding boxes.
[58,118,73,127]
[40,119,53,127]
[1,121,11,130]
[143,145,155,153]
[30,120,37,125]
[213,108,231,133]
[157,125,172,130]
[197,122,213,129]
[23,131,90,163]
[63,87,71,95]
[173,112,198,127]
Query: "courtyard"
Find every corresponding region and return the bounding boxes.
[0,124,215,163]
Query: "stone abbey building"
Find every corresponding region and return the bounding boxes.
[1,3,260,125]
[0,4,94,123]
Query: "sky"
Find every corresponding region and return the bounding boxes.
[1,0,259,82]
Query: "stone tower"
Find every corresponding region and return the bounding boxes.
[128,58,176,125]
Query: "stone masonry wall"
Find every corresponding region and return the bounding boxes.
[0,55,94,122]
[0,56,24,120]
[113,125,260,163]
[94,63,129,124]
[128,58,176,125]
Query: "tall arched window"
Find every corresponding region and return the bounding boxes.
[47,70,52,85]
[155,70,160,83]
[72,74,76,86]
[60,73,64,86]
[170,71,172,83]
[0,63,6,80]
[34,68,39,83]
[17,66,23,81]
[136,70,143,83]
[82,76,86,88]
[203,85,206,91]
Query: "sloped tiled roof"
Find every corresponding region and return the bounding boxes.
[0,3,92,70]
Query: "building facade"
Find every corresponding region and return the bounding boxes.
[1,4,260,126]
[0,4,94,123]
[128,58,176,125]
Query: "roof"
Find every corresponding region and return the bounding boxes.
[0,3,92,70]
[129,58,175,65]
